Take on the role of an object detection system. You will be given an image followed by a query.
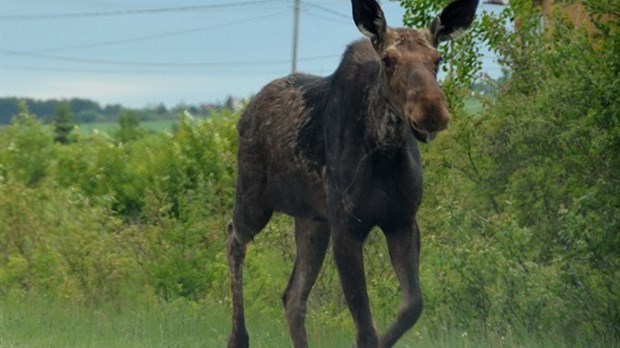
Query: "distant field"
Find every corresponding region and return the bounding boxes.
[2,98,482,137]
[75,98,482,136]
[78,119,178,135]
[464,97,483,114]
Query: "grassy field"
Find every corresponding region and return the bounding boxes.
[1,298,613,348]
[0,298,352,348]
[464,97,483,114]
[77,119,178,135]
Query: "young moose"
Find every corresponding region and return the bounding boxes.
[227,0,478,346]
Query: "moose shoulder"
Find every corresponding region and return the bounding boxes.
[227,0,479,347]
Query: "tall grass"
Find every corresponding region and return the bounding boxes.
[1,298,227,348]
[1,297,616,348]
[0,297,347,348]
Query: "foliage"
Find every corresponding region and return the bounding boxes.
[1,111,238,302]
[392,0,620,340]
[398,0,486,107]
[53,101,76,144]
[114,110,143,143]
[0,0,618,345]
[0,102,54,186]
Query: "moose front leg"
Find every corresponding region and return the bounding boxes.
[333,225,378,348]
[282,217,330,348]
[379,222,424,348]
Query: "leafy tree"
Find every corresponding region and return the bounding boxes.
[0,97,20,124]
[53,102,75,144]
[114,110,142,143]
[0,101,53,185]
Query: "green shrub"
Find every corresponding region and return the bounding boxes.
[394,0,620,339]
[0,103,54,186]
[0,181,141,303]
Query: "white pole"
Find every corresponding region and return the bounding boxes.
[291,0,300,74]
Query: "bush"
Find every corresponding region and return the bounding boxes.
[0,181,140,303]
[393,0,620,339]
[0,103,54,186]
[0,111,238,302]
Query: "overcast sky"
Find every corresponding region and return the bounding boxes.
[1,0,503,108]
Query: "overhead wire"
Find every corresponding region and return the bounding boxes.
[304,12,350,25]
[299,1,349,24]
[0,64,288,75]
[23,11,291,53]
[0,1,346,73]
[0,49,341,68]
[0,0,286,21]
[1,1,502,76]
[301,1,350,20]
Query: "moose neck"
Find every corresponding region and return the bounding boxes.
[329,39,413,152]
[363,71,410,149]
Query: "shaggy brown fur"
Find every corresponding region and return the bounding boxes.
[226,0,478,347]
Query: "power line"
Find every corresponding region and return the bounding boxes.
[0,0,284,21]
[0,64,288,75]
[305,12,350,25]
[301,1,349,20]
[2,45,499,69]
[1,49,340,68]
[23,11,290,53]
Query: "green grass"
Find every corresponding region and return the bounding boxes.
[0,297,353,348]
[1,297,614,348]
[77,120,178,135]
[0,298,229,348]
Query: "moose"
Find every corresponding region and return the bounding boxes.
[226,0,478,346]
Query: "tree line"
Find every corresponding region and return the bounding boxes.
[0,97,244,125]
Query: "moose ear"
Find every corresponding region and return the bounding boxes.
[429,0,479,45]
[352,0,387,48]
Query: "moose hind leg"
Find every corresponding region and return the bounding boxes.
[282,218,330,348]
[379,222,424,348]
[226,221,250,348]
[227,203,273,348]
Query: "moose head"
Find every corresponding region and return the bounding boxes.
[352,0,479,142]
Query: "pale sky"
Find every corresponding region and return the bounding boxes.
[0,0,503,108]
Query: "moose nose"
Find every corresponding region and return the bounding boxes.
[408,98,450,135]
[425,101,450,133]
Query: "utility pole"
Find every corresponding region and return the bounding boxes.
[291,0,300,74]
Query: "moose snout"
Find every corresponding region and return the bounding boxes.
[406,97,451,137]
[422,100,451,132]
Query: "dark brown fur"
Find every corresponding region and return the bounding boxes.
[226,1,478,347]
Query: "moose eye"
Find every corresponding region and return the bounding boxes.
[382,55,396,69]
